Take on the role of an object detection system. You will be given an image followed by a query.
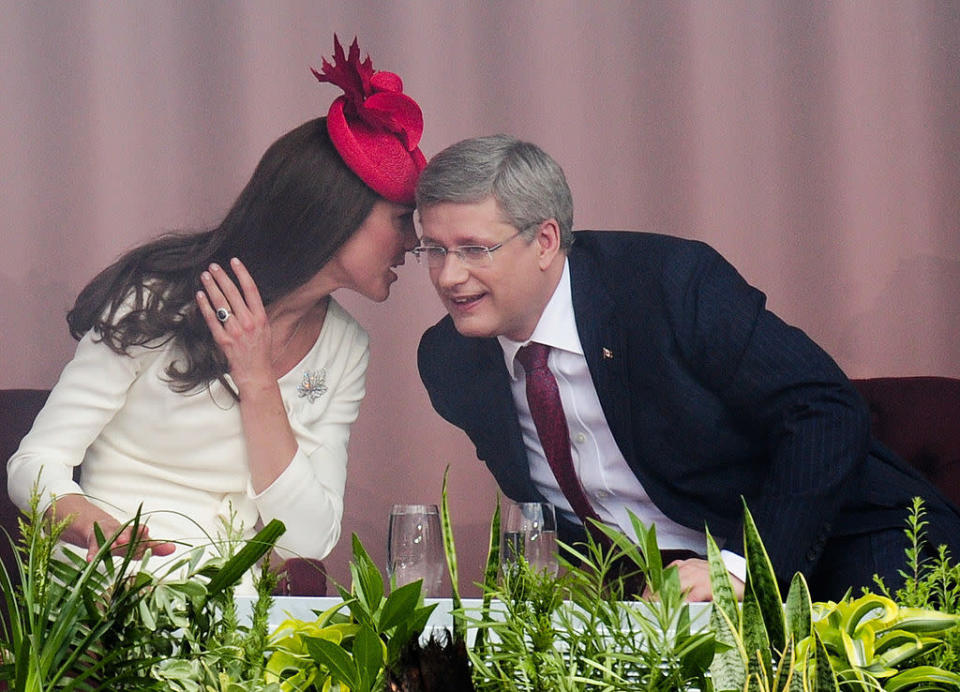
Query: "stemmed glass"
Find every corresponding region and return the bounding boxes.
[501,501,559,577]
[386,504,444,596]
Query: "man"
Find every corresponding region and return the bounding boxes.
[414,134,960,601]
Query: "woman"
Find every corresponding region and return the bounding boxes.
[7,37,424,572]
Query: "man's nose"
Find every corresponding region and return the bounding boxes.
[435,251,468,287]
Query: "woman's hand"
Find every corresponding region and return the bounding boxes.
[197,256,299,493]
[196,257,274,388]
[50,494,177,562]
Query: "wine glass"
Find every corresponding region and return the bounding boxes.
[501,501,558,576]
[386,504,444,596]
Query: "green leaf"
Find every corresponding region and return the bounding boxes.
[810,631,840,692]
[742,499,785,652]
[741,579,772,682]
[708,602,748,692]
[873,630,927,668]
[838,628,874,669]
[352,624,386,688]
[440,465,464,640]
[205,519,285,596]
[350,533,384,613]
[784,572,812,645]
[893,607,960,634]
[303,636,360,689]
[379,580,423,632]
[706,528,739,630]
[474,494,501,655]
[884,665,960,691]
[772,636,796,692]
[840,594,898,636]
[627,511,657,569]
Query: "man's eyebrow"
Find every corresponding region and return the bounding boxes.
[421,235,493,247]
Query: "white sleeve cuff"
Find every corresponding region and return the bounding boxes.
[720,549,747,584]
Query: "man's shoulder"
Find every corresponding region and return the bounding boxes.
[419,314,459,352]
[418,316,491,376]
[572,230,716,260]
[570,230,721,281]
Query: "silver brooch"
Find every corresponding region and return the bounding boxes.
[297,369,328,403]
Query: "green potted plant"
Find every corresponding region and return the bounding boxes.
[264,535,437,692]
[0,490,285,691]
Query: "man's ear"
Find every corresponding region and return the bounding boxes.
[534,219,563,270]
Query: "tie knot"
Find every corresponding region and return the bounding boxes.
[516,342,550,373]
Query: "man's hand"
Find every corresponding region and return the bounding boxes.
[643,557,745,602]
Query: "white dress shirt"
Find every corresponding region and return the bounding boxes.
[498,260,745,581]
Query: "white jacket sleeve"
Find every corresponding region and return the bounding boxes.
[248,306,369,560]
[6,332,151,513]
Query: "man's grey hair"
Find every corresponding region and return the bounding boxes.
[416,135,575,250]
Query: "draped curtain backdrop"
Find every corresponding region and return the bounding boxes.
[2,1,958,594]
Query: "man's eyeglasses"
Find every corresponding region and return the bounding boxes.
[411,230,525,269]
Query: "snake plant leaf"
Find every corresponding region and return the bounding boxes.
[708,598,748,692]
[883,665,960,691]
[706,527,739,630]
[440,465,465,641]
[474,493,500,655]
[784,572,812,645]
[786,655,806,692]
[742,499,785,652]
[742,579,773,682]
[810,630,841,692]
[771,636,797,692]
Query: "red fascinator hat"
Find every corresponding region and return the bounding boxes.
[313,36,426,205]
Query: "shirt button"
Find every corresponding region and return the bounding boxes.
[574,433,586,444]
[596,490,611,499]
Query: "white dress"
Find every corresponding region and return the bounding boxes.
[7,297,368,570]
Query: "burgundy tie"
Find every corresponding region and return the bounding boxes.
[516,342,604,527]
[515,343,701,592]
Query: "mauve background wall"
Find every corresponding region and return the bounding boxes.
[2,1,958,595]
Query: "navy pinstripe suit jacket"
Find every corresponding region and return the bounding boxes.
[418,231,948,585]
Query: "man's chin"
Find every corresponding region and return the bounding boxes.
[449,314,497,339]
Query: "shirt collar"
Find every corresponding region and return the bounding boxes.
[499,258,583,379]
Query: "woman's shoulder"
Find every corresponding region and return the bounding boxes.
[290,298,369,376]
[323,298,370,345]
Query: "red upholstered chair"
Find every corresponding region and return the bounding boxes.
[0,388,326,595]
[851,377,960,508]
[0,389,50,584]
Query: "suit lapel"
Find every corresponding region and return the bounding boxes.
[569,249,636,463]
[472,338,539,500]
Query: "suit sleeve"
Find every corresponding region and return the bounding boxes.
[663,242,870,578]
